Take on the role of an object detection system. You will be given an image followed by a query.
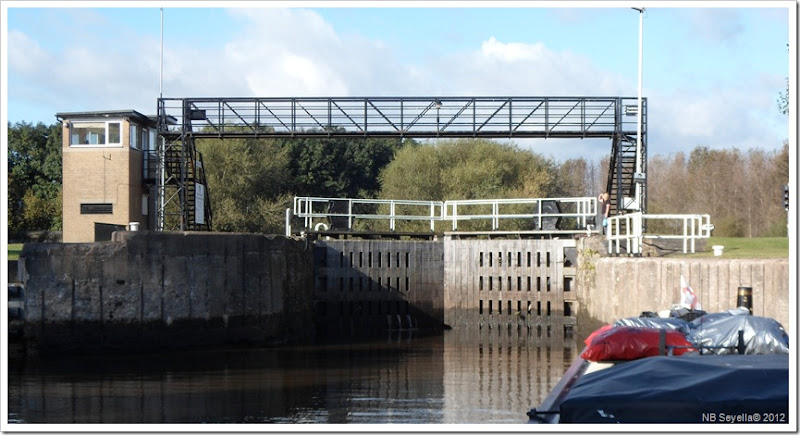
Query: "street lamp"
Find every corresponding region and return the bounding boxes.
[632,7,644,212]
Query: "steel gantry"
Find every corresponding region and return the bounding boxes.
[154,96,646,231]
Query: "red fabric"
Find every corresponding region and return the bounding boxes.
[581,326,698,362]
[584,324,614,346]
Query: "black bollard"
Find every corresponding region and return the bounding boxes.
[736,286,753,314]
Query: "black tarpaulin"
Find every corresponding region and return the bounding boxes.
[559,354,788,423]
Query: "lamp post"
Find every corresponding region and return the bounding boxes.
[632,7,644,212]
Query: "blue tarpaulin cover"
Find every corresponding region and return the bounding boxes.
[559,354,788,423]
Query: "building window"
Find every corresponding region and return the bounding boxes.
[130,124,140,150]
[80,203,113,214]
[140,127,149,151]
[142,195,149,216]
[69,121,122,146]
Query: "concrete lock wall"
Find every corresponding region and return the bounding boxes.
[577,255,790,329]
[19,231,315,355]
[443,238,579,332]
[312,240,445,334]
[15,232,790,355]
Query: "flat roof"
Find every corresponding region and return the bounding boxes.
[55,109,157,126]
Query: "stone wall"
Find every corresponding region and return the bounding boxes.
[577,253,790,329]
[19,231,314,355]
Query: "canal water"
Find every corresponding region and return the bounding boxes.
[8,325,578,425]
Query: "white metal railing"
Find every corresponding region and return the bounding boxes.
[443,197,596,231]
[607,213,644,255]
[292,196,444,232]
[290,196,598,234]
[607,213,714,254]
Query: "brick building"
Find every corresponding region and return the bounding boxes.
[57,110,157,243]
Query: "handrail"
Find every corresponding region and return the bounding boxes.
[293,196,444,232]
[291,196,598,234]
[607,213,714,254]
[641,213,714,253]
[607,213,643,255]
[443,197,596,231]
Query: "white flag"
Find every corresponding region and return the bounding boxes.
[680,275,702,310]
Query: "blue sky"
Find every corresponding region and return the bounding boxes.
[2,1,794,162]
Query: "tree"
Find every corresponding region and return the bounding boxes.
[196,130,405,234]
[646,145,789,237]
[377,139,555,231]
[380,139,555,201]
[7,121,62,233]
[196,136,293,234]
[778,77,789,116]
[284,131,405,198]
[552,157,595,198]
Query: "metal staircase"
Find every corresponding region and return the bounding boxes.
[608,133,638,215]
[154,99,213,231]
[607,99,647,218]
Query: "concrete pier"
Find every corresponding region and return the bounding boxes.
[18,231,315,355]
[577,256,790,329]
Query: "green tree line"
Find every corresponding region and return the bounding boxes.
[7,121,62,235]
[7,121,789,238]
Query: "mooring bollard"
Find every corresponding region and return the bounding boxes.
[736,286,753,314]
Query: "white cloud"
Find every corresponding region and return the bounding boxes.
[648,77,787,156]
[6,7,788,162]
[480,36,547,63]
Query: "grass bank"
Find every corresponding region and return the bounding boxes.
[685,237,789,259]
[8,243,23,261]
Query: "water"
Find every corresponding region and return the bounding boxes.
[8,327,578,425]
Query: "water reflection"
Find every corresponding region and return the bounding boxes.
[442,324,578,424]
[8,324,577,424]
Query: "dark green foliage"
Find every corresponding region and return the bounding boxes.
[196,137,293,234]
[379,139,555,201]
[196,132,405,233]
[284,131,405,198]
[7,121,62,233]
[377,139,556,232]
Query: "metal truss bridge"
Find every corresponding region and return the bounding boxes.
[152,96,647,232]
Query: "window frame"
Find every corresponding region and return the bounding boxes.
[130,124,140,150]
[80,203,114,214]
[68,120,124,148]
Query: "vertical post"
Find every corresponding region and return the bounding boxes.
[634,7,645,212]
[159,8,163,99]
[430,202,435,232]
[625,215,631,254]
[682,218,688,254]
[348,199,354,230]
[156,9,165,231]
[537,201,542,230]
[285,208,291,237]
[390,201,396,231]
[303,198,310,230]
[492,201,499,230]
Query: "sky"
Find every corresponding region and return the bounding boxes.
[2,1,795,163]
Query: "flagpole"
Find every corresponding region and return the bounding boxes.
[160,7,164,98]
